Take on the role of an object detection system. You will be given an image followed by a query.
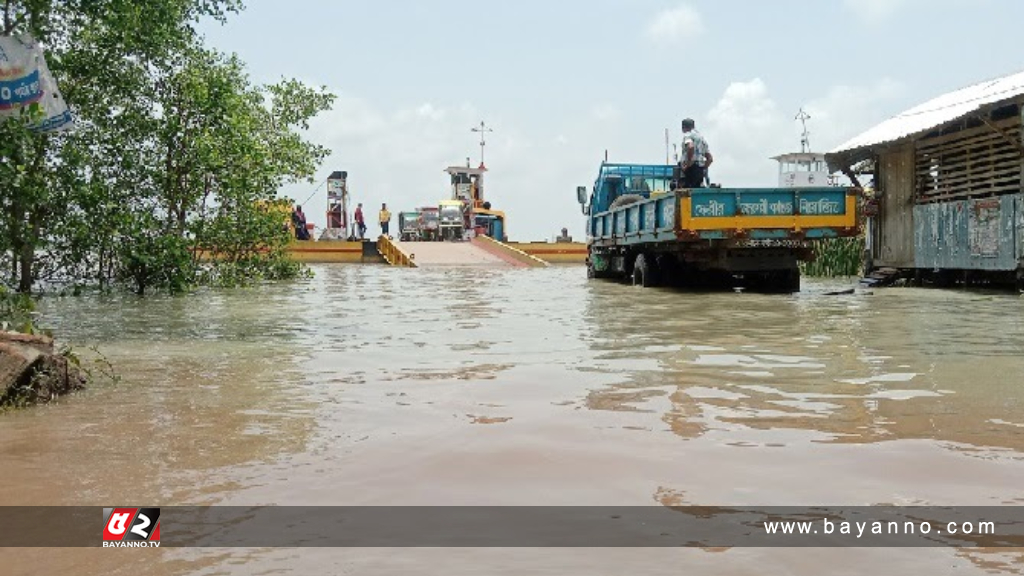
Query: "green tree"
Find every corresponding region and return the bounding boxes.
[1,0,333,295]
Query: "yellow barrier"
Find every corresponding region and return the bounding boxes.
[286,240,365,263]
[473,235,549,268]
[507,241,587,264]
[377,236,417,267]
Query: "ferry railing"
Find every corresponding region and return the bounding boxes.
[377,235,418,267]
[472,235,549,267]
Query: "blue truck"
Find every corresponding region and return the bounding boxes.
[576,163,860,292]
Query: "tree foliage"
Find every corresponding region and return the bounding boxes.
[1,0,333,294]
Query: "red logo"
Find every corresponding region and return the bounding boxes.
[103,508,161,543]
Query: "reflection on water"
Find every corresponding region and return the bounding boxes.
[583,280,1024,451]
[1,266,1023,575]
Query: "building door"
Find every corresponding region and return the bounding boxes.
[875,145,916,268]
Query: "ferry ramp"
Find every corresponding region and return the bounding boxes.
[386,238,548,268]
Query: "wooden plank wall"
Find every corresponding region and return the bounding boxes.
[875,144,916,267]
[914,115,1023,204]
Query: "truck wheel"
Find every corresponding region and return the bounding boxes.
[762,268,800,293]
[783,268,801,293]
[632,253,657,287]
[587,260,612,280]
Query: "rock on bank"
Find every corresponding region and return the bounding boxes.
[0,332,85,408]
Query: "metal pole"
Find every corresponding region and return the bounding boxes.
[471,121,493,166]
[340,178,349,240]
[796,108,811,153]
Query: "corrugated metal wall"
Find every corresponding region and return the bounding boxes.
[913,193,1022,270]
[1017,194,1024,261]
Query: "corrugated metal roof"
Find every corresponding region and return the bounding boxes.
[827,70,1024,168]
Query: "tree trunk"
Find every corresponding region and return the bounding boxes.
[17,242,32,293]
[16,136,49,293]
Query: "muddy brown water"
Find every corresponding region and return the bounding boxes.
[1,265,1023,574]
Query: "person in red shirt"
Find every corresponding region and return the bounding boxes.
[292,205,310,240]
[354,203,366,240]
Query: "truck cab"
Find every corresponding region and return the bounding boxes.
[398,211,421,241]
[580,164,675,217]
[438,200,465,241]
[473,211,506,241]
[418,207,440,241]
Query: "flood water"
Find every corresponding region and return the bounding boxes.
[2,265,1024,574]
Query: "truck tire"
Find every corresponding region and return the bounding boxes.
[632,253,657,287]
[587,260,613,280]
[758,268,800,293]
[782,267,801,293]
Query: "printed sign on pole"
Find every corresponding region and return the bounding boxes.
[0,34,74,132]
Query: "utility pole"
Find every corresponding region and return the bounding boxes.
[665,128,670,164]
[471,121,493,167]
[796,108,811,153]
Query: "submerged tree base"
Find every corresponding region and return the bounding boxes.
[0,332,85,409]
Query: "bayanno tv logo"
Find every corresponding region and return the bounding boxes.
[102,508,161,548]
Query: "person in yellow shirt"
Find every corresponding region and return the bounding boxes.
[379,203,392,237]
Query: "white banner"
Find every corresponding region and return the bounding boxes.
[0,34,74,132]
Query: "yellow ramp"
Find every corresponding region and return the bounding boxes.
[471,236,549,268]
[377,236,417,267]
[378,237,552,268]
[392,240,513,268]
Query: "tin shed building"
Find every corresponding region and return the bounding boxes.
[826,71,1024,288]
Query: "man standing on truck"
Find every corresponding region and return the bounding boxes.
[680,118,713,188]
[379,203,392,238]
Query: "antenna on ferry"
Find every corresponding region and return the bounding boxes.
[796,108,811,153]
[471,121,493,167]
[664,128,670,164]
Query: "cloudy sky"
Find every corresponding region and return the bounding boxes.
[203,0,1023,240]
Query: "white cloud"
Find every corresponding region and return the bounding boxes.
[646,4,704,44]
[703,78,785,186]
[707,79,779,133]
[803,78,906,150]
[701,77,905,187]
[415,103,445,121]
[591,103,620,121]
[844,0,978,24]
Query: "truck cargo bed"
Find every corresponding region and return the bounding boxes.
[577,162,862,292]
[589,187,858,247]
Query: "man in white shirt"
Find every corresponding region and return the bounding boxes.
[680,118,713,188]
